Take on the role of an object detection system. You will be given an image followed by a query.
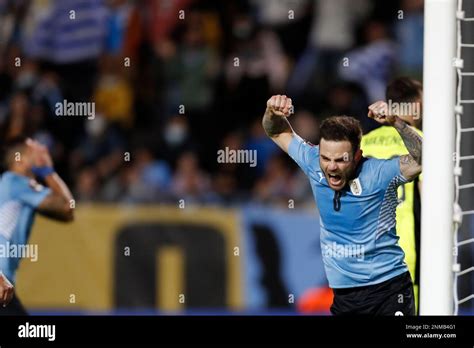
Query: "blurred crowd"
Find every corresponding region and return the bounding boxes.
[0,0,424,207]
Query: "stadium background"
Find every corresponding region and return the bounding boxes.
[0,0,473,314]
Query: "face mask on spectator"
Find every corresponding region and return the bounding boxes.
[85,114,106,138]
[16,71,38,90]
[164,124,187,146]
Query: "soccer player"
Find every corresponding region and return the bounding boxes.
[0,137,74,315]
[262,95,422,315]
[361,77,423,311]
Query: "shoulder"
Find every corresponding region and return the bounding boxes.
[304,140,319,154]
[0,172,21,185]
[289,134,320,156]
[360,156,406,188]
[288,135,320,175]
[360,156,399,179]
[2,172,38,194]
[3,172,28,185]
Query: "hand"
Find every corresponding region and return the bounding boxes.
[368,101,397,126]
[266,95,293,118]
[26,138,53,167]
[0,272,14,307]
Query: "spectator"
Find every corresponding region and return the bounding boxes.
[120,147,172,203]
[253,153,294,206]
[394,0,424,79]
[287,0,371,102]
[338,20,397,103]
[0,0,425,208]
[170,151,212,204]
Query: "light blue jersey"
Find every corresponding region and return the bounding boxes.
[288,135,408,288]
[0,172,50,284]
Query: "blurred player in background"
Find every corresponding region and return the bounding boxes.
[361,77,423,312]
[0,137,74,315]
[262,95,422,315]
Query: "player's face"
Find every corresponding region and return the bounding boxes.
[319,139,360,191]
[22,143,35,170]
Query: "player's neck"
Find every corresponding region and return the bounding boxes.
[10,166,32,178]
[350,157,365,181]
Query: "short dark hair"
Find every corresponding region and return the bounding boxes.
[386,77,422,103]
[2,136,28,169]
[319,116,362,154]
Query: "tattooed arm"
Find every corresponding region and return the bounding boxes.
[27,139,75,222]
[368,101,422,181]
[262,95,295,153]
[393,119,422,180]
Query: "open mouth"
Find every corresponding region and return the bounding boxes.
[328,173,343,187]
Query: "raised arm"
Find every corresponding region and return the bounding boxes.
[38,173,75,222]
[393,119,422,180]
[368,101,422,181]
[27,139,75,222]
[262,95,295,153]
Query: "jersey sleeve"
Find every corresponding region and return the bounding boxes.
[14,177,51,208]
[374,157,408,188]
[288,134,319,177]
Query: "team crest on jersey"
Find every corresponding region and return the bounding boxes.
[349,178,362,195]
[29,179,44,192]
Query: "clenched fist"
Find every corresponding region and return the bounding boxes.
[26,138,53,167]
[0,272,14,307]
[266,95,293,118]
[368,101,397,126]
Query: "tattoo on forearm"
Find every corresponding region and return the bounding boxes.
[262,112,292,137]
[401,155,417,165]
[394,120,422,164]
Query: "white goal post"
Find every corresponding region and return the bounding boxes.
[420,0,457,315]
